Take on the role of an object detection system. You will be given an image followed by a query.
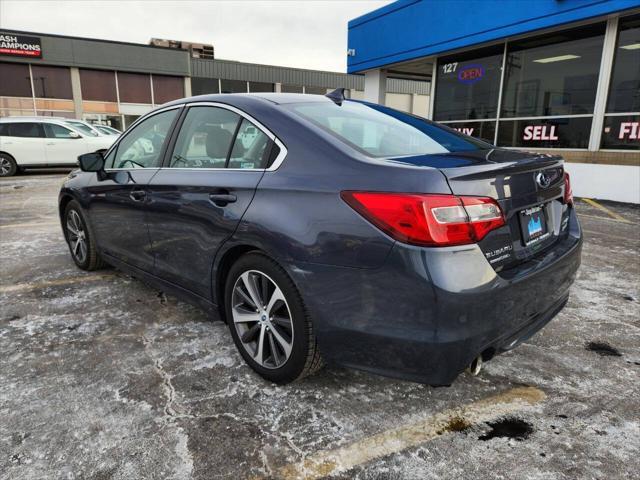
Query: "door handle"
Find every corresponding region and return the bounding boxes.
[208,193,237,206]
[130,190,146,202]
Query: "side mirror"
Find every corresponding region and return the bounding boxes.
[78,152,104,172]
[69,130,81,139]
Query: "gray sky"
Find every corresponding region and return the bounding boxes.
[0,0,391,72]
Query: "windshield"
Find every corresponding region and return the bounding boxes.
[66,121,99,137]
[287,100,491,157]
[96,125,119,135]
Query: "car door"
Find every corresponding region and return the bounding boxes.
[42,123,89,165]
[85,107,181,272]
[2,122,47,165]
[145,104,277,299]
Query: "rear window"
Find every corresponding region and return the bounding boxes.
[0,122,45,138]
[288,101,490,157]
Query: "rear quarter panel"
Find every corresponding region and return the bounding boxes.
[224,99,454,268]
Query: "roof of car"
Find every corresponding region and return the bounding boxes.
[166,92,337,108]
[0,116,72,124]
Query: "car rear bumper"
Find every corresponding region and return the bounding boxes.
[288,207,582,385]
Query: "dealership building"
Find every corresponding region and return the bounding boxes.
[349,0,640,203]
[0,29,429,132]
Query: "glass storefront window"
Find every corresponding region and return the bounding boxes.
[0,62,32,97]
[80,69,117,102]
[83,113,124,131]
[305,86,328,95]
[152,75,184,104]
[248,82,274,93]
[501,23,605,118]
[31,65,72,99]
[601,115,640,150]
[220,79,247,93]
[118,72,152,104]
[441,121,496,144]
[602,15,639,151]
[281,84,303,93]
[192,77,220,95]
[433,45,503,121]
[124,115,140,129]
[497,117,592,149]
[606,15,640,113]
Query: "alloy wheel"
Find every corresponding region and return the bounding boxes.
[66,210,88,264]
[231,270,294,369]
[0,158,11,176]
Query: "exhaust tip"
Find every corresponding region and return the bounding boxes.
[467,355,483,376]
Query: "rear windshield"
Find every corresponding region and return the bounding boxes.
[288,100,490,157]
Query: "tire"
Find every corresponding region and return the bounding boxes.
[63,200,106,271]
[0,153,17,177]
[225,252,323,384]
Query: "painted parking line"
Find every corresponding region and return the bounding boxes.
[0,274,115,294]
[0,221,60,229]
[580,198,631,223]
[273,386,546,480]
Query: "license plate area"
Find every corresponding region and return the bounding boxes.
[519,205,549,246]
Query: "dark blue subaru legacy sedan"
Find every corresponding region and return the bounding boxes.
[59,91,582,385]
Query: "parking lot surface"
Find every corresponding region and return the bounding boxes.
[1,172,639,480]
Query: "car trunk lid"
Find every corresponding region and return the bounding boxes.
[387,148,569,269]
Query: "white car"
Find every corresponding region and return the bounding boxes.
[63,119,120,140]
[94,124,122,136]
[0,117,116,177]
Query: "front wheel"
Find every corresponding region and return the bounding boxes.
[225,252,323,384]
[0,153,17,177]
[63,200,106,270]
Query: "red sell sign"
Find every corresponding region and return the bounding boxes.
[0,33,42,58]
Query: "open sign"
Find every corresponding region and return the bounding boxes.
[457,64,484,84]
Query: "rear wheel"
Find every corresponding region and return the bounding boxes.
[225,252,323,384]
[63,200,106,270]
[0,153,17,177]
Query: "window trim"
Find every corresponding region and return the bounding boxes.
[103,105,183,171]
[157,101,288,172]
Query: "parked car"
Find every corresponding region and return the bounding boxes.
[58,91,582,385]
[63,119,119,139]
[94,125,122,136]
[0,117,116,177]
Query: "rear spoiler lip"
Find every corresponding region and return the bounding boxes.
[439,155,564,182]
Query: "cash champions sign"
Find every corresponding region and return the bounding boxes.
[0,33,42,58]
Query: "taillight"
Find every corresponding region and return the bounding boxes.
[563,172,573,205]
[341,192,505,247]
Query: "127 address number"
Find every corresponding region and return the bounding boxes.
[441,62,458,74]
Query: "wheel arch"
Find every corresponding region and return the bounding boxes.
[213,243,281,323]
[58,193,76,224]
